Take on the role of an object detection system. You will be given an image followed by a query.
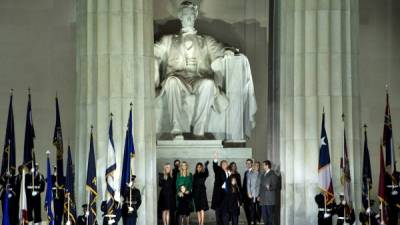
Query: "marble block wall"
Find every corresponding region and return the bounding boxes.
[277,0,361,224]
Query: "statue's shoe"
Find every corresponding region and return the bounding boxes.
[173,134,184,140]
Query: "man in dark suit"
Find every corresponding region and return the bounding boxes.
[259,160,278,225]
[242,159,253,225]
[211,151,229,225]
[172,159,180,225]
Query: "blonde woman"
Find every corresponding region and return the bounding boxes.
[158,163,175,225]
[175,161,193,225]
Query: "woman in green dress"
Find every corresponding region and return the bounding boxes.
[175,161,193,225]
[176,161,193,193]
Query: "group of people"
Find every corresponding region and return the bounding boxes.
[0,163,142,225]
[316,170,400,225]
[158,153,280,225]
[0,164,46,225]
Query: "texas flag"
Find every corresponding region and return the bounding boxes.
[318,112,334,203]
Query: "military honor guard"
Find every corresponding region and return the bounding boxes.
[384,170,400,225]
[359,200,380,225]
[0,170,20,225]
[52,165,66,225]
[101,200,121,225]
[122,175,141,225]
[334,193,355,225]
[315,192,335,225]
[77,204,88,225]
[25,163,45,224]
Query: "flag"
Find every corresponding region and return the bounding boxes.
[23,92,35,168]
[318,112,334,204]
[1,92,16,177]
[383,92,396,175]
[106,116,118,216]
[378,143,388,224]
[340,128,352,207]
[120,107,135,193]
[53,97,65,190]
[86,130,98,225]
[45,153,55,225]
[64,146,77,225]
[19,168,28,225]
[362,127,372,210]
[2,184,10,225]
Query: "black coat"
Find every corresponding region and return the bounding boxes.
[158,175,176,211]
[122,186,141,218]
[315,193,334,225]
[193,167,209,211]
[222,186,241,214]
[334,203,355,225]
[211,161,228,210]
[242,170,250,203]
[177,192,192,216]
[359,211,379,225]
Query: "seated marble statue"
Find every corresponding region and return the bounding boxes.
[154,1,257,140]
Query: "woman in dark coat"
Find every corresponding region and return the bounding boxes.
[222,176,242,225]
[228,162,242,190]
[193,161,209,225]
[158,163,175,225]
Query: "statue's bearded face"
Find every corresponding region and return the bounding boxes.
[179,8,196,29]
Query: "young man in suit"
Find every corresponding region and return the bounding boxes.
[242,159,253,225]
[259,160,278,225]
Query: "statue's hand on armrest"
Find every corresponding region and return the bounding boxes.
[224,47,239,56]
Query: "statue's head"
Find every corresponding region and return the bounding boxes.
[177,1,198,30]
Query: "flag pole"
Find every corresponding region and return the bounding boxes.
[341,113,347,224]
[380,201,384,225]
[7,139,11,176]
[129,103,133,211]
[67,193,71,225]
[324,193,327,217]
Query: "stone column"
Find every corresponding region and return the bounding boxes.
[75,1,156,224]
[278,0,360,224]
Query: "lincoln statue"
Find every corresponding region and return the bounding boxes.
[154,1,257,140]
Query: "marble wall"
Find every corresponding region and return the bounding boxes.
[358,0,400,203]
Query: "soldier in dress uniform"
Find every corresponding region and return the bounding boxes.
[315,192,335,225]
[334,193,355,225]
[25,163,45,224]
[0,169,20,225]
[77,204,88,225]
[122,175,141,225]
[101,200,121,225]
[359,200,380,225]
[384,169,400,225]
[52,166,66,225]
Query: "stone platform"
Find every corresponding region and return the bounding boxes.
[156,139,252,224]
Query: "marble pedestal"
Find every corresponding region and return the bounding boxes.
[156,140,252,224]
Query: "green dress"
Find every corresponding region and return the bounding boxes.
[176,172,193,192]
[176,172,194,211]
